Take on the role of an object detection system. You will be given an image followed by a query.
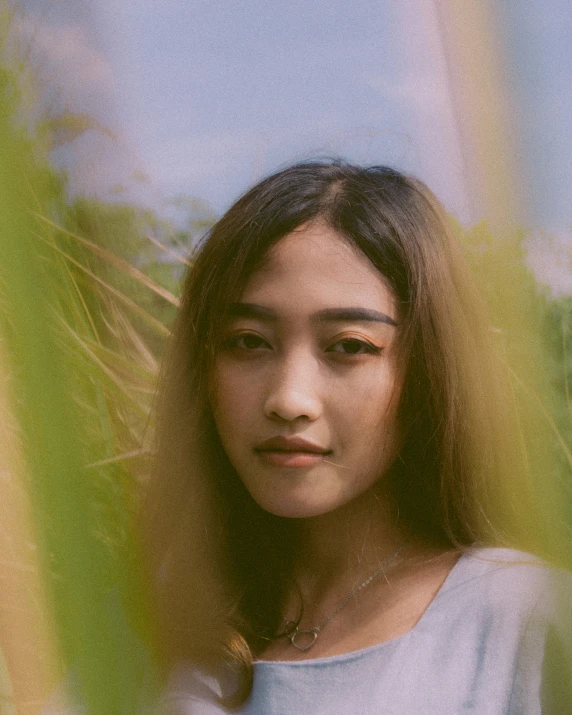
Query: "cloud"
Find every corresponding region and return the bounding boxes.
[4,9,148,204]
[9,12,115,111]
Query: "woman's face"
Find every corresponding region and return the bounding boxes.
[211,222,403,519]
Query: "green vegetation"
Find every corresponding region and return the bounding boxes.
[457,221,572,561]
[0,13,208,712]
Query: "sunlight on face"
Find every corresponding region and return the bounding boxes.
[211,222,403,519]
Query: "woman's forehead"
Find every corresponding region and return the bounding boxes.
[238,223,399,322]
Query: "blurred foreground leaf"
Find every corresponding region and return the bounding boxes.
[0,63,158,715]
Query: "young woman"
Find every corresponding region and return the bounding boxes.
[146,161,572,714]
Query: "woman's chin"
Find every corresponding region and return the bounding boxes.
[248,487,353,520]
[246,487,335,519]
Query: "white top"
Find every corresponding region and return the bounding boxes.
[160,548,572,715]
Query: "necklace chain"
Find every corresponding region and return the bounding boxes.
[285,542,407,651]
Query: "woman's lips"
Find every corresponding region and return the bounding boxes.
[257,451,327,468]
[254,436,332,468]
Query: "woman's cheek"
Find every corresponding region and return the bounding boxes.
[212,366,260,440]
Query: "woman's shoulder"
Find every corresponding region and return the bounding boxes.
[436,546,572,642]
[416,547,572,713]
[445,546,572,603]
[459,547,572,588]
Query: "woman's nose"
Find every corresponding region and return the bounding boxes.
[263,354,322,423]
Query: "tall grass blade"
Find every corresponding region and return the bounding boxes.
[0,77,158,715]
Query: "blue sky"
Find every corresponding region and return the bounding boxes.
[11,0,572,290]
[93,0,467,217]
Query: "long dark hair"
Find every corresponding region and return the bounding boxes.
[143,160,529,705]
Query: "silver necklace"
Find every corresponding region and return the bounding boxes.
[284,542,406,651]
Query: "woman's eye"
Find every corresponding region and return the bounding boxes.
[225,333,270,351]
[326,338,381,356]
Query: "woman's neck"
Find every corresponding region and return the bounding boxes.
[260,487,458,662]
[288,487,408,615]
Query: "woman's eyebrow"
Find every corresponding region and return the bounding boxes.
[227,302,397,326]
[315,307,398,326]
